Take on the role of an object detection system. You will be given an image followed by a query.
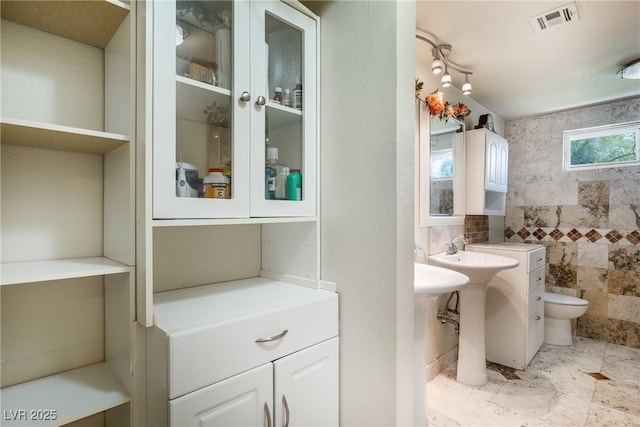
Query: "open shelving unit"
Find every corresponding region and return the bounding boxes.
[1,257,131,286]
[0,363,130,427]
[0,1,135,425]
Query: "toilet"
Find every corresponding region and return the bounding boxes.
[543,292,589,345]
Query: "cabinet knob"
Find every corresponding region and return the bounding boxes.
[240,91,251,102]
[537,258,543,262]
[536,296,542,300]
[256,95,267,106]
[536,315,541,320]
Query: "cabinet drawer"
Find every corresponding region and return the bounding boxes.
[526,304,545,365]
[528,284,545,313]
[528,267,545,293]
[527,248,545,273]
[168,293,338,399]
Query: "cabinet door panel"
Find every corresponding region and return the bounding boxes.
[249,1,317,217]
[170,363,273,426]
[153,0,251,219]
[273,338,339,427]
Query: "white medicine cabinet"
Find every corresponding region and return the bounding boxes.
[1,1,134,425]
[152,0,317,219]
[465,128,509,215]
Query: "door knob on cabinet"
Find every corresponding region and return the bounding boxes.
[240,91,251,102]
[256,95,267,106]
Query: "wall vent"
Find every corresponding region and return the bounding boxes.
[529,2,580,33]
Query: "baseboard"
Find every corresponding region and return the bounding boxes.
[426,345,458,381]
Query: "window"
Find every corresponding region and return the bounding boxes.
[563,121,640,171]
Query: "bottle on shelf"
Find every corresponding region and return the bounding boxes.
[275,165,289,200]
[286,169,302,201]
[294,79,303,110]
[203,168,230,199]
[272,87,283,104]
[283,88,292,107]
[265,147,288,200]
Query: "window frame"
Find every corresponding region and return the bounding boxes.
[563,121,640,171]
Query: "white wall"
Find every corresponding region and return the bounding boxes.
[306,1,415,424]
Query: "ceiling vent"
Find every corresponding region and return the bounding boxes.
[529,2,580,33]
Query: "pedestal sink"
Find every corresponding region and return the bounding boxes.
[429,251,518,386]
[413,263,470,426]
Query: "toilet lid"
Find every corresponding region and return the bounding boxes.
[544,292,588,306]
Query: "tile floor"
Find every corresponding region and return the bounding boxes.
[427,337,640,426]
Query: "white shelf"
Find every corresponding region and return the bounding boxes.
[1,257,131,286]
[0,362,130,427]
[176,76,231,125]
[152,216,318,227]
[0,0,130,49]
[266,102,303,129]
[1,117,130,155]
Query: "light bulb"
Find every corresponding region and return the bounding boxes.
[441,71,452,88]
[462,76,472,95]
[431,58,443,74]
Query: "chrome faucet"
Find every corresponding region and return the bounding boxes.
[446,235,469,255]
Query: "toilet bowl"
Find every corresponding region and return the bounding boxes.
[544,292,589,345]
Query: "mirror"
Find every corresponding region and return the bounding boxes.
[418,102,465,226]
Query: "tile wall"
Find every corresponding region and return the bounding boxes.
[504,96,640,348]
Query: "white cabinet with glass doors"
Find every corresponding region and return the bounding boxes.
[153,0,317,219]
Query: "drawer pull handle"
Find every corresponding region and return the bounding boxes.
[536,315,541,320]
[537,258,543,262]
[264,402,272,427]
[283,395,290,427]
[536,296,542,301]
[255,329,289,343]
[537,277,542,281]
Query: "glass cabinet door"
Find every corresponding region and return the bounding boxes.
[153,0,250,219]
[249,1,317,217]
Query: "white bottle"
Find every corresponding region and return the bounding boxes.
[275,166,289,200]
[283,88,292,107]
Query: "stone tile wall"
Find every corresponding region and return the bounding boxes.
[504,97,640,348]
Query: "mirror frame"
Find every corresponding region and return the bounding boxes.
[417,102,466,226]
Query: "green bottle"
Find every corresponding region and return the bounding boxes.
[286,169,302,201]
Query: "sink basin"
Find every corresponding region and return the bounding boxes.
[429,250,518,284]
[427,251,518,387]
[414,262,470,298]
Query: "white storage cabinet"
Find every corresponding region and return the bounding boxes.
[151,0,317,219]
[465,128,508,215]
[147,279,339,427]
[467,243,545,370]
[1,1,135,425]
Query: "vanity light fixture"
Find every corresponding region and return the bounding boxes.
[617,58,640,79]
[462,75,472,95]
[441,66,452,88]
[417,34,474,95]
[431,57,444,74]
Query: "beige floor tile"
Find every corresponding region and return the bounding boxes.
[426,338,639,427]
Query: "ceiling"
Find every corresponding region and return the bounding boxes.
[415,1,640,121]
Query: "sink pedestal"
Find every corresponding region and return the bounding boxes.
[428,251,519,387]
[457,283,488,386]
[414,299,436,426]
